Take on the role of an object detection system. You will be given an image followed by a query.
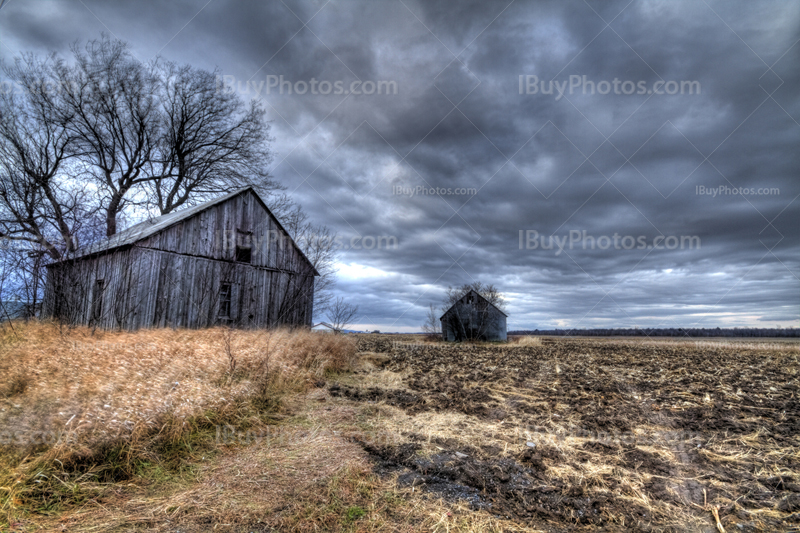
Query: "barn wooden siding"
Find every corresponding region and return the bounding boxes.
[440,290,507,342]
[136,189,308,271]
[42,189,316,330]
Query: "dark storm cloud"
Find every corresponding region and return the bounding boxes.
[1,0,797,330]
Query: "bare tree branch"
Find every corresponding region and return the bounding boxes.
[421,303,441,336]
[147,62,278,214]
[328,297,358,332]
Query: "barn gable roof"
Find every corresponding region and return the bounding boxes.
[440,289,508,320]
[66,187,319,275]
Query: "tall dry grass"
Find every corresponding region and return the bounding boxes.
[509,335,542,346]
[0,321,357,515]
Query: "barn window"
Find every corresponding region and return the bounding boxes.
[219,283,232,318]
[235,229,252,263]
[92,279,105,321]
[235,245,251,263]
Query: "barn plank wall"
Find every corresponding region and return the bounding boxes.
[42,189,316,330]
[135,189,309,273]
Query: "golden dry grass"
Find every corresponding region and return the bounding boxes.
[510,335,543,346]
[0,320,357,522]
[0,323,540,532]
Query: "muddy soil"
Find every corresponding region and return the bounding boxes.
[333,336,800,532]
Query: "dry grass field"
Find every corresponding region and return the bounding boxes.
[0,321,366,530]
[1,325,798,532]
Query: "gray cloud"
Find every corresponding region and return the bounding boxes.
[2,0,797,331]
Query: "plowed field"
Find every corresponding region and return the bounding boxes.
[331,336,800,532]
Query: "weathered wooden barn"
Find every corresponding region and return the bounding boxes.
[440,290,507,341]
[42,187,317,330]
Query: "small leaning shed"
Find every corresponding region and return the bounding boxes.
[440,289,507,342]
[42,187,318,330]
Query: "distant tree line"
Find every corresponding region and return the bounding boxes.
[509,327,798,338]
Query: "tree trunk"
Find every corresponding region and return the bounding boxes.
[106,194,122,236]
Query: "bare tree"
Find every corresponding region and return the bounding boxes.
[147,61,278,214]
[327,297,358,332]
[443,281,506,313]
[421,303,441,337]
[3,35,279,238]
[0,59,106,313]
[4,249,46,318]
[0,54,102,260]
[0,250,20,326]
[279,202,338,317]
[52,37,160,237]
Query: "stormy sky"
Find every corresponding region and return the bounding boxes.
[2,0,798,331]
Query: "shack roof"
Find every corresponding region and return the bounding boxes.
[62,187,319,275]
[440,289,508,320]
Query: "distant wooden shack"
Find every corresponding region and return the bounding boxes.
[42,187,317,330]
[440,290,507,341]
